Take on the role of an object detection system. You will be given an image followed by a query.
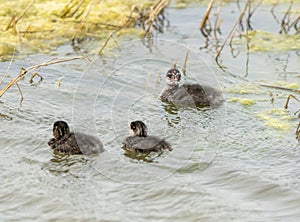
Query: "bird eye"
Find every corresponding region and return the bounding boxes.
[167,73,173,79]
[130,123,136,129]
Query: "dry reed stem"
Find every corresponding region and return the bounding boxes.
[0,48,15,85]
[271,2,280,24]
[13,18,22,44]
[97,0,168,54]
[249,0,263,18]
[70,0,85,18]
[98,31,116,55]
[122,5,138,29]
[0,68,26,98]
[29,72,43,84]
[15,83,24,103]
[70,20,122,28]
[0,56,88,99]
[296,123,300,141]
[284,94,300,109]
[246,0,263,30]
[61,0,85,18]
[152,0,169,18]
[72,0,95,40]
[5,0,35,30]
[280,1,293,33]
[215,1,248,67]
[61,0,75,17]
[0,113,12,120]
[213,0,223,39]
[182,50,189,75]
[285,15,300,33]
[111,35,121,51]
[260,84,300,95]
[143,0,169,36]
[5,16,16,31]
[199,0,215,37]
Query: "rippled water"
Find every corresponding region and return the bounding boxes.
[1,3,300,221]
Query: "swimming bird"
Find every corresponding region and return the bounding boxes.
[160,68,223,108]
[48,120,104,155]
[123,120,172,152]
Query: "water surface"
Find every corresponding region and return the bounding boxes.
[1,3,300,221]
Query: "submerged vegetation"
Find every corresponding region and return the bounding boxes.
[0,0,169,103]
[198,0,300,59]
[0,0,169,59]
[197,0,300,136]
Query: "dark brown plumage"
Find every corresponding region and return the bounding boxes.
[160,68,223,108]
[123,120,172,153]
[48,121,104,155]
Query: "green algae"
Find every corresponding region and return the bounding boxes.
[230,97,256,106]
[0,0,168,58]
[234,30,300,52]
[269,81,299,90]
[227,81,298,131]
[226,82,264,95]
[246,30,300,52]
[255,109,293,131]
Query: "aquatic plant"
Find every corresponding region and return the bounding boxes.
[0,0,170,59]
[198,0,300,67]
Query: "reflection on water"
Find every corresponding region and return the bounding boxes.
[123,147,163,163]
[0,3,300,222]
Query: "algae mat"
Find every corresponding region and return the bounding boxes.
[0,0,168,57]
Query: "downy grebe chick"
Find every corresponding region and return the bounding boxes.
[160,68,223,108]
[48,121,104,155]
[123,121,172,152]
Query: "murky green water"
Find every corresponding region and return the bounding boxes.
[1,2,300,221]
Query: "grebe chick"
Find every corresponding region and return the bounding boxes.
[123,121,172,152]
[48,121,104,155]
[160,68,223,108]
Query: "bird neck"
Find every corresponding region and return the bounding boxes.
[163,83,178,91]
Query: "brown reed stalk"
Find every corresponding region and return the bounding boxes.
[96,0,168,53]
[215,2,248,68]
[5,0,35,30]
[296,123,300,141]
[71,0,94,41]
[182,50,189,75]
[15,83,24,103]
[260,84,300,95]
[199,0,215,37]
[0,48,15,85]
[98,31,116,55]
[213,0,223,39]
[5,16,16,31]
[280,1,293,34]
[61,0,85,18]
[246,0,263,30]
[284,94,300,109]
[29,72,43,84]
[287,15,300,33]
[0,68,27,99]
[0,56,88,100]
[143,0,169,36]
[271,1,280,24]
